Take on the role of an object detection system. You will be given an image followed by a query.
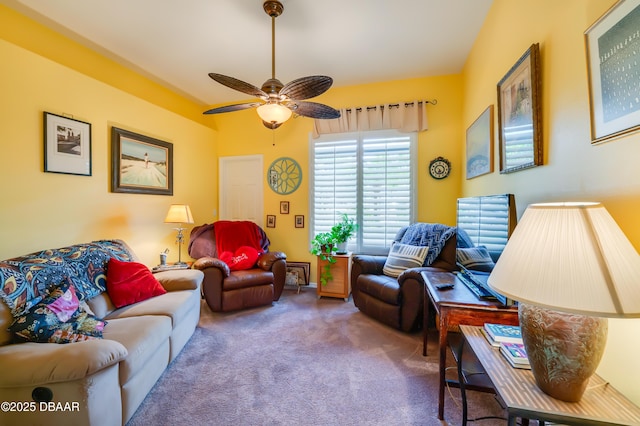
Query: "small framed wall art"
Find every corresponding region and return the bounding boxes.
[295,215,305,228]
[497,43,542,174]
[266,215,276,228]
[44,112,92,176]
[466,105,494,179]
[111,127,173,195]
[280,201,290,214]
[585,0,640,143]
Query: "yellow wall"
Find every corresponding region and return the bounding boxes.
[461,0,640,405]
[0,7,218,266]
[214,75,464,281]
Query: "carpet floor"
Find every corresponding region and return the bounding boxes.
[127,287,508,426]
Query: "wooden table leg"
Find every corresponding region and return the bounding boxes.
[437,311,449,420]
[423,286,430,356]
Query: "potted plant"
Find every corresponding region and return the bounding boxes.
[310,214,358,286]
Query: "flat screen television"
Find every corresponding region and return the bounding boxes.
[455,194,517,304]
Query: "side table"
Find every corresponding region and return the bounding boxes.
[421,270,519,420]
[460,325,640,426]
[316,252,352,301]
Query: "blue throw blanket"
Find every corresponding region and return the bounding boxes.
[399,223,456,266]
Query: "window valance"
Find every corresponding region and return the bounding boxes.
[312,100,433,138]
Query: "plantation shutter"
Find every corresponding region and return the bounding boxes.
[311,130,415,254]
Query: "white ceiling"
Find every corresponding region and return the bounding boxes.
[2,0,493,106]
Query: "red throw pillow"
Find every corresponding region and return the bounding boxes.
[106,258,167,308]
[219,246,260,271]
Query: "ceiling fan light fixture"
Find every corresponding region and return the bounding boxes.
[257,103,292,126]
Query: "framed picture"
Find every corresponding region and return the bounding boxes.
[111,127,173,195]
[43,112,91,176]
[280,201,290,214]
[286,262,310,286]
[294,215,305,228]
[266,215,276,228]
[585,0,640,143]
[466,105,494,179]
[497,43,542,174]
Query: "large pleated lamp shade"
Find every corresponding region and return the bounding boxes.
[488,202,640,402]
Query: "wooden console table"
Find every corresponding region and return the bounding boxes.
[421,270,519,420]
[460,325,640,425]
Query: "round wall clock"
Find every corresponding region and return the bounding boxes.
[429,156,451,180]
[267,157,302,194]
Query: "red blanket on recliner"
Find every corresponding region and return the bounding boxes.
[188,221,270,260]
[213,220,264,255]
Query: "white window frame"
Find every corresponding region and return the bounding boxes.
[309,129,417,255]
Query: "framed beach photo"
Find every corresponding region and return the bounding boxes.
[44,112,91,176]
[111,127,173,195]
[585,0,640,143]
[466,106,494,179]
[497,43,542,174]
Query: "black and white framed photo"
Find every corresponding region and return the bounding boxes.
[585,0,640,143]
[111,127,173,195]
[44,112,91,176]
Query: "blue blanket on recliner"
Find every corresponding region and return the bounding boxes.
[399,223,456,266]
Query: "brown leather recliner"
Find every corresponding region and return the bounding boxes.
[188,221,287,312]
[351,224,457,332]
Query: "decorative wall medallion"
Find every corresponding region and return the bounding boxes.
[429,156,451,179]
[267,157,302,194]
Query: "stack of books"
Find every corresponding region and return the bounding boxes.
[499,341,531,369]
[482,323,530,369]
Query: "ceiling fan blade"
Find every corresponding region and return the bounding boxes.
[280,76,333,100]
[208,73,267,99]
[289,101,341,119]
[203,102,262,115]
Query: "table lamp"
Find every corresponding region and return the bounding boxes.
[488,202,640,402]
[164,204,194,266]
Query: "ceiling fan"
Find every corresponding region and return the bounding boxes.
[203,0,340,129]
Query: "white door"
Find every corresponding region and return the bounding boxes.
[219,155,263,226]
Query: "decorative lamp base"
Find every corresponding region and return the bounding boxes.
[519,303,608,402]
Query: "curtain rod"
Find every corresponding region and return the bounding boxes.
[343,99,437,113]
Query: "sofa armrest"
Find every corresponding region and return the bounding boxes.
[257,251,286,271]
[0,339,127,387]
[154,269,204,292]
[192,256,231,277]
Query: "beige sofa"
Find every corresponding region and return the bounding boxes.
[0,240,203,426]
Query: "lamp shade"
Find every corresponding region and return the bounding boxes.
[488,202,640,318]
[164,204,194,224]
[256,103,292,125]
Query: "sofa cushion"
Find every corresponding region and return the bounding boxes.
[457,246,495,272]
[0,338,127,387]
[383,243,429,277]
[106,259,166,308]
[102,315,172,384]
[105,290,197,331]
[8,279,106,344]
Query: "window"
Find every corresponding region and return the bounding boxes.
[310,129,416,254]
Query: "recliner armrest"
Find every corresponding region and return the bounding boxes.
[352,254,386,275]
[257,251,286,271]
[192,256,231,277]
